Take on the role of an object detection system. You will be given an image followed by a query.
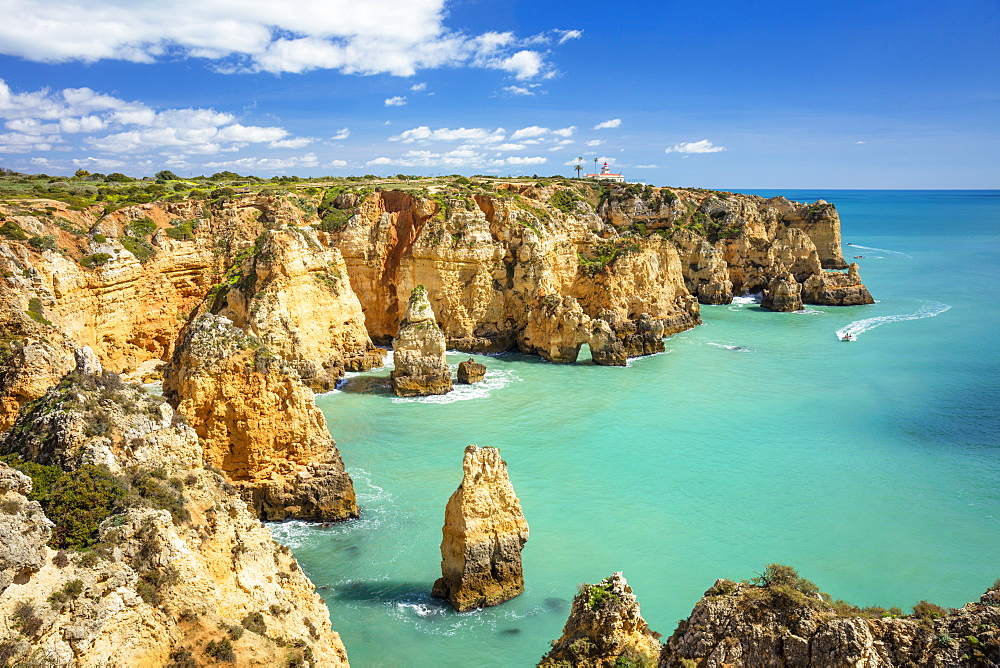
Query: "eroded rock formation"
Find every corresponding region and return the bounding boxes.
[163,313,358,521]
[802,263,875,306]
[0,363,349,666]
[390,285,453,397]
[761,273,804,312]
[539,572,661,668]
[431,445,529,612]
[457,358,486,384]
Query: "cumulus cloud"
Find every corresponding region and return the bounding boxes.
[385,96,407,107]
[585,139,604,147]
[0,78,301,157]
[366,149,546,168]
[389,126,506,145]
[664,139,726,154]
[502,85,535,96]
[634,164,659,168]
[410,83,427,92]
[0,0,573,79]
[72,156,126,169]
[593,118,621,129]
[204,152,319,170]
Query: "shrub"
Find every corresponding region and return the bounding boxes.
[225,624,244,641]
[45,464,127,550]
[913,600,949,620]
[27,235,57,252]
[124,217,157,238]
[12,600,43,636]
[80,253,112,268]
[120,236,156,263]
[241,611,267,635]
[751,563,820,596]
[0,220,28,240]
[165,219,197,241]
[166,647,197,668]
[105,173,132,182]
[48,578,84,609]
[548,190,578,213]
[204,637,235,662]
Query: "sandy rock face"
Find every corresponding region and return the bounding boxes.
[390,286,453,397]
[761,273,804,312]
[163,314,358,521]
[457,358,486,384]
[540,572,661,667]
[431,445,529,612]
[0,364,349,666]
[802,263,875,305]
[213,227,383,391]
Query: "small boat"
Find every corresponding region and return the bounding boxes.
[853,255,865,259]
[842,333,853,341]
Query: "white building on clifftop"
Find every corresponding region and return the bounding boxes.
[585,162,625,183]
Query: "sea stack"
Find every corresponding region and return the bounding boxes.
[761,272,804,312]
[457,358,486,384]
[431,445,529,611]
[539,572,661,667]
[390,285,453,397]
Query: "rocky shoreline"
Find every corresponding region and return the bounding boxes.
[0,176,889,665]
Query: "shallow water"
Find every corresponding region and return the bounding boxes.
[273,191,1000,667]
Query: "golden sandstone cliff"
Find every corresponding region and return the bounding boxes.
[0,357,348,666]
[431,445,529,612]
[0,176,880,664]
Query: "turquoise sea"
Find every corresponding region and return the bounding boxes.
[271,191,1000,667]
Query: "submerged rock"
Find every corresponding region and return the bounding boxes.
[457,358,486,384]
[431,445,529,612]
[390,286,453,397]
[539,572,661,667]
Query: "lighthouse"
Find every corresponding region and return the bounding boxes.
[585,161,625,183]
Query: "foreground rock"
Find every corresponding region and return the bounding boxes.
[761,273,804,312]
[662,565,1000,667]
[0,364,348,666]
[457,358,486,384]
[163,313,358,521]
[540,572,661,667]
[431,445,528,611]
[390,285,453,397]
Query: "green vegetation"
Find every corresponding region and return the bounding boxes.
[547,189,579,213]
[578,238,641,277]
[124,217,157,238]
[581,581,620,610]
[204,637,236,662]
[27,234,57,252]
[80,252,113,268]
[241,611,267,635]
[25,297,52,326]
[165,219,198,241]
[120,235,156,263]
[0,220,28,240]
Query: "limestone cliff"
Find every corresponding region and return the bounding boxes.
[431,445,529,612]
[761,273,804,312]
[390,285,453,397]
[0,364,349,666]
[661,570,1000,667]
[211,226,383,391]
[539,572,661,668]
[802,263,875,306]
[163,313,358,522]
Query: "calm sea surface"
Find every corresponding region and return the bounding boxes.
[271,190,1000,667]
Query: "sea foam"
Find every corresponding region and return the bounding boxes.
[836,299,951,339]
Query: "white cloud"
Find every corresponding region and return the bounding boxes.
[552,126,575,137]
[0,78,296,156]
[593,118,621,130]
[385,96,407,107]
[585,139,604,147]
[510,125,549,140]
[410,83,427,92]
[505,156,547,165]
[502,85,535,96]
[204,152,319,171]
[634,164,659,168]
[269,137,314,149]
[0,1,571,79]
[389,126,506,145]
[365,148,546,168]
[72,156,126,169]
[664,139,726,154]
[856,140,866,144]
[328,159,348,168]
[331,127,350,140]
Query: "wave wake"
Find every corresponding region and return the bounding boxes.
[845,243,913,259]
[836,300,951,339]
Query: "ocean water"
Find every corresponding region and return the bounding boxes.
[272,191,1000,667]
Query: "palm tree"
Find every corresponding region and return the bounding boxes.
[594,157,599,176]
[574,157,583,179]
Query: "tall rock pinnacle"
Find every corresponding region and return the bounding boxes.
[390,285,453,396]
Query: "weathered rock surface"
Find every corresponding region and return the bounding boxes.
[540,572,661,667]
[661,575,1000,667]
[212,227,383,391]
[163,313,358,521]
[761,273,804,312]
[0,364,349,666]
[802,263,875,306]
[431,445,528,612]
[390,285,453,397]
[457,358,486,384]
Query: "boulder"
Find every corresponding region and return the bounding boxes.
[457,358,486,384]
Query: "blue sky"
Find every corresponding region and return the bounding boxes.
[0,0,997,187]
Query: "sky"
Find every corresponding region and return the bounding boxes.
[0,0,997,188]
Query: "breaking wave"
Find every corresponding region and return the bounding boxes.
[391,367,522,404]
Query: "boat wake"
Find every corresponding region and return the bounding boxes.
[846,243,912,260]
[835,300,951,340]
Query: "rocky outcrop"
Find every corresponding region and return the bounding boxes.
[457,358,486,384]
[802,263,875,306]
[590,311,665,366]
[761,273,804,312]
[390,285,453,397]
[540,572,661,667]
[163,313,358,521]
[212,227,383,391]
[431,445,529,612]
[0,364,349,666]
[661,571,1000,667]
